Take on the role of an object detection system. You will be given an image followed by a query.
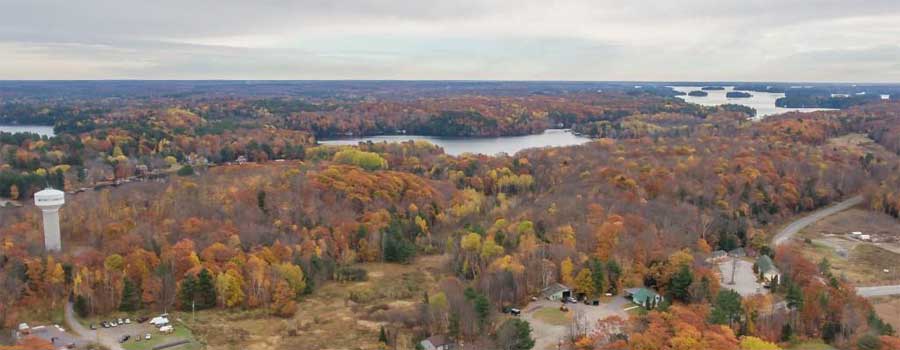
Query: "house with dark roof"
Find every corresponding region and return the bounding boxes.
[420,335,454,350]
[755,255,780,286]
[625,287,663,309]
[541,283,571,301]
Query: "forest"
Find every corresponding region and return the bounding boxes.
[2,84,900,349]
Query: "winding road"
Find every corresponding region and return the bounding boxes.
[65,302,124,350]
[771,195,900,298]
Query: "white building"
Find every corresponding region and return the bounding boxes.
[34,188,65,252]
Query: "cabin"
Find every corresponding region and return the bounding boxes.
[755,255,781,286]
[420,335,455,350]
[706,250,728,264]
[625,288,663,309]
[541,283,571,301]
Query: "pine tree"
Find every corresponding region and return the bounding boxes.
[590,259,605,295]
[178,274,197,311]
[378,326,388,343]
[196,268,217,309]
[119,278,142,312]
[669,264,693,302]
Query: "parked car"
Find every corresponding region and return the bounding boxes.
[101,322,109,328]
[89,324,96,330]
[145,333,152,340]
[136,316,149,323]
[119,335,130,343]
[566,297,578,303]
[124,318,131,324]
[510,308,521,316]
[117,318,124,324]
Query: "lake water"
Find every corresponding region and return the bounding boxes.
[670,86,836,118]
[0,125,55,137]
[319,129,592,156]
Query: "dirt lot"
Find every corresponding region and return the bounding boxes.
[717,258,768,297]
[798,208,900,286]
[522,297,629,350]
[871,296,900,332]
[185,254,449,350]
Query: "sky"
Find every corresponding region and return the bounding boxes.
[1,0,899,82]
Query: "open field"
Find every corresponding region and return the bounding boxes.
[184,254,449,350]
[787,341,836,350]
[797,208,900,286]
[871,296,900,332]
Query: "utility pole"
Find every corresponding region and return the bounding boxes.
[192,300,195,324]
[730,258,737,285]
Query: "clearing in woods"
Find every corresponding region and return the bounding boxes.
[871,296,900,333]
[797,208,900,286]
[183,254,449,350]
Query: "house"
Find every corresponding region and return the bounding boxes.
[728,247,746,258]
[149,316,169,327]
[706,250,728,264]
[756,255,781,286]
[625,288,663,309]
[860,235,872,241]
[420,335,454,350]
[541,283,571,301]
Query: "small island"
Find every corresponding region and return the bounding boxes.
[688,90,708,97]
[726,91,752,98]
[701,86,725,90]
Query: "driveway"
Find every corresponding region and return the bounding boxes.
[522,297,629,350]
[65,302,124,350]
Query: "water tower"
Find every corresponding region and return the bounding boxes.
[34,188,65,252]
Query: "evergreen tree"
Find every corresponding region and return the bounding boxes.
[669,264,693,302]
[786,283,804,310]
[590,259,605,295]
[606,260,622,294]
[709,290,742,326]
[119,278,142,312]
[496,318,535,350]
[196,268,217,309]
[379,326,388,343]
[74,295,90,318]
[178,274,197,311]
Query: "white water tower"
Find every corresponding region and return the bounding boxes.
[34,188,65,252]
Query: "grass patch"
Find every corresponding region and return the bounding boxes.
[122,326,200,350]
[787,341,835,350]
[532,307,571,326]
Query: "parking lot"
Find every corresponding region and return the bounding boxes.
[522,296,630,350]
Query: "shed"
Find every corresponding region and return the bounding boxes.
[625,288,663,309]
[420,335,454,350]
[541,283,571,301]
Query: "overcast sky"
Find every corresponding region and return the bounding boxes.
[1,0,899,81]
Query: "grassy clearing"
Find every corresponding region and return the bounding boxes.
[123,326,200,350]
[532,307,571,326]
[787,341,835,350]
[871,296,900,332]
[186,255,448,350]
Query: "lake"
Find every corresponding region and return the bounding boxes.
[670,86,836,118]
[319,129,592,156]
[0,125,56,137]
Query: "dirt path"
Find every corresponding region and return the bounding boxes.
[65,302,124,350]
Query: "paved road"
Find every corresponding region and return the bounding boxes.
[771,195,864,246]
[65,302,124,350]
[771,195,900,298]
[857,285,900,298]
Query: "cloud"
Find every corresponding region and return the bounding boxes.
[0,0,898,81]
